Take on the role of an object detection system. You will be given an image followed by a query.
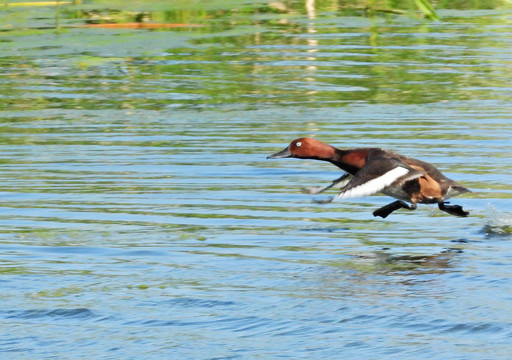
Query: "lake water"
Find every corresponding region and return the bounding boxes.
[1,1,512,359]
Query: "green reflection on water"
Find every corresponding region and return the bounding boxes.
[1,0,511,111]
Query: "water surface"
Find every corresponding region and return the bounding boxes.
[1,1,512,359]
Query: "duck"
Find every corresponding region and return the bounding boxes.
[267,137,470,218]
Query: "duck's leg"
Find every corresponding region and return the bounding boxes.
[373,201,417,218]
[438,202,469,217]
[302,173,351,195]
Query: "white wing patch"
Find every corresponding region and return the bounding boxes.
[333,166,410,201]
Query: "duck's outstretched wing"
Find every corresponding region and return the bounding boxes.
[314,157,424,204]
[301,173,351,195]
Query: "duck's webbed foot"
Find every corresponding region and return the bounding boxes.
[373,201,417,219]
[438,202,469,217]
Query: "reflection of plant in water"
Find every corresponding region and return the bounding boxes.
[1,0,510,112]
[330,250,459,273]
[414,0,439,20]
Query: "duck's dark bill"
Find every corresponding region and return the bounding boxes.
[267,146,292,159]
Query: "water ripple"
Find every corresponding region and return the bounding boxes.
[4,308,98,321]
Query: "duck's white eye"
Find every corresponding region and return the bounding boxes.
[296,141,302,147]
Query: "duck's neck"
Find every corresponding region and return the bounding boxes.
[327,148,368,175]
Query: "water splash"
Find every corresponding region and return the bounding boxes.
[482,205,512,237]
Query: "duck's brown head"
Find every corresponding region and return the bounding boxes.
[267,138,335,160]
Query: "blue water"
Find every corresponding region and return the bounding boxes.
[1,2,512,359]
